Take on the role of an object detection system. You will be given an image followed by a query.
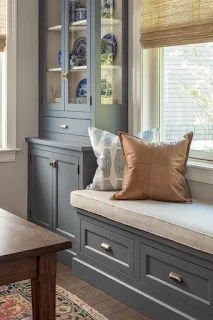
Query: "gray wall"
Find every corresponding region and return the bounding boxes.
[0,0,38,218]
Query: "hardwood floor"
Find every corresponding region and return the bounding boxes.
[57,263,151,320]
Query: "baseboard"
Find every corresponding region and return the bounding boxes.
[72,258,195,320]
[57,249,76,268]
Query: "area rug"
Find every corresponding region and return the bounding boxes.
[0,281,108,320]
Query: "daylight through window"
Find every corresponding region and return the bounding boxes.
[161,43,213,157]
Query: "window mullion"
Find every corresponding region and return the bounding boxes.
[142,48,160,131]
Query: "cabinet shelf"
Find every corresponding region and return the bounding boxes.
[70,66,87,72]
[48,18,121,33]
[70,20,87,32]
[69,65,120,72]
[48,25,62,31]
[47,65,120,73]
[47,68,61,72]
[70,18,121,28]
[101,65,120,70]
[101,18,121,26]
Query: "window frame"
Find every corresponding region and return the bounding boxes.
[142,47,213,162]
[139,47,213,184]
[0,0,19,162]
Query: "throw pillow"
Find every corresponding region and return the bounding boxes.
[112,132,193,203]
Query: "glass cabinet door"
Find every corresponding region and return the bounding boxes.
[44,0,64,110]
[98,0,126,106]
[64,0,91,112]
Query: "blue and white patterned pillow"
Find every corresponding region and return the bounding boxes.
[88,127,125,191]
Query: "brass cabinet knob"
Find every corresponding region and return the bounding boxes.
[61,72,69,80]
[59,124,69,129]
[101,242,112,252]
[169,272,183,284]
[49,160,58,168]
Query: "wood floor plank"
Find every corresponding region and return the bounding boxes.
[56,263,152,320]
[100,303,130,317]
[94,298,121,312]
[109,308,138,320]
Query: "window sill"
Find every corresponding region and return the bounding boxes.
[0,148,20,162]
[186,160,213,185]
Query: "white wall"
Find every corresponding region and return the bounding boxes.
[0,0,38,218]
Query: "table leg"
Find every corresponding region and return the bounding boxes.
[31,253,57,320]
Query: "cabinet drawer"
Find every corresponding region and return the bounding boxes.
[42,117,91,136]
[140,244,213,313]
[81,220,134,276]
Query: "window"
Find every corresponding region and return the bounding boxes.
[0,0,18,161]
[160,43,213,161]
[142,43,213,162]
[140,0,213,163]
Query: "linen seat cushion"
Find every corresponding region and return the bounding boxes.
[113,132,193,203]
[71,189,213,255]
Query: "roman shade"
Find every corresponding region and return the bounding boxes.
[140,0,213,48]
[0,0,6,51]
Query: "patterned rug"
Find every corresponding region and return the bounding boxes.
[0,281,108,320]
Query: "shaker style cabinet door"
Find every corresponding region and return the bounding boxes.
[52,153,79,252]
[28,147,80,248]
[39,0,65,111]
[28,149,53,230]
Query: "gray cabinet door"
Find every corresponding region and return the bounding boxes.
[52,152,79,251]
[39,0,65,112]
[29,149,53,230]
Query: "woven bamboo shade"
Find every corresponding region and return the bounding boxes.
[0,0,6,51]
[141,0,213,48]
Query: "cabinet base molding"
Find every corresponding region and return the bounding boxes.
[58,249,76,268]
[72,258,191,320]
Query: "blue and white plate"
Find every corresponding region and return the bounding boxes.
[73,37,87,65]
[76,78,87,97]
[101,34,117,61]
[76,78,112,98]
[101,0,115,18]
[58,50,62,67]
[102,0,115,9]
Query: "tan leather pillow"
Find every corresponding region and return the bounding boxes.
[112,132,193,203]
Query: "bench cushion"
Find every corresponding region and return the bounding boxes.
[71,190,213,255]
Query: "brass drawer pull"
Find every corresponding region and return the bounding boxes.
[101,242,112,252]
[49,160,58,168]
[169,272,183,284]
[59,124,69,129]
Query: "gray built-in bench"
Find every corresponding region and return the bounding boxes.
[71,190,213,320]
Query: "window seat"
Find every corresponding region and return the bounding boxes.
[71,190,213,320]
[71,189,213,255]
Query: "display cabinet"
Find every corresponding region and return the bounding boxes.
[39,0,128,138]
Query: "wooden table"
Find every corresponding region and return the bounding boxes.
[0,208,71,320]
